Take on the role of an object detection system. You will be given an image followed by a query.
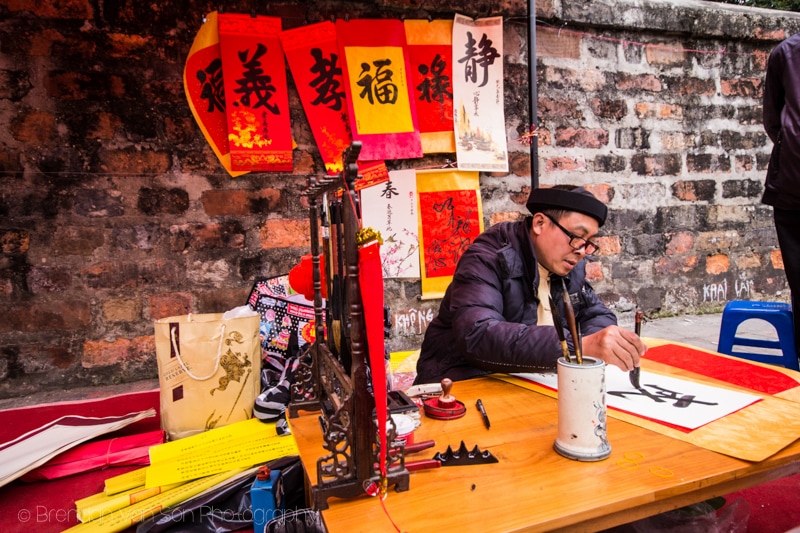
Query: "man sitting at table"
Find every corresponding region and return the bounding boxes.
[414,185,647,385]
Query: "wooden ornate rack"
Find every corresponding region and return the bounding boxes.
[288,142,410,510]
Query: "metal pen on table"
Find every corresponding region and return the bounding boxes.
[560,278,582,364]
[476,399,491,429]
[549,295,571,363]
[629,309,643,389]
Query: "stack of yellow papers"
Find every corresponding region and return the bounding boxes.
[66,418,299,532]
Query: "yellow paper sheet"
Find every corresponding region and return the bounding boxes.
[64,469,245,533]
[344,45,415,135]
[145,419,298,487]
[104,467,147,496]
[77,481,184,523]
[149,418,267,464]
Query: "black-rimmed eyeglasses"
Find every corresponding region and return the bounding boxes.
[543,213,600,255]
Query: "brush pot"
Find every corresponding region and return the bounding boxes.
[554,356,611,461]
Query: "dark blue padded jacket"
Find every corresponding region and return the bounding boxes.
[414,217,617,384]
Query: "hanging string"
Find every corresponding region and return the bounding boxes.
[379,496,404,532]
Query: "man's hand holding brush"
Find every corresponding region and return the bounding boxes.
[581,326,646,372]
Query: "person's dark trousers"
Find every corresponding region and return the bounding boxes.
[774,207,800,353]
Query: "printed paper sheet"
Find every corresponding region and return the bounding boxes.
[361,169,420,278]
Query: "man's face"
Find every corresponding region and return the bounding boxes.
[531,211,600,277]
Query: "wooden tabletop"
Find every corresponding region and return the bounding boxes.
[289,371,800,533]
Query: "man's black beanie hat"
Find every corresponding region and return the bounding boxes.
[526,186,607,227]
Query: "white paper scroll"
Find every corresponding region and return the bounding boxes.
[514,366,761,430]
[452,14,508,172]
[360,169,420,279]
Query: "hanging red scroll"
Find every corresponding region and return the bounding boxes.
[183,12,246,178]
[417,169,483,299]
[336,19,423,162]
[281,21,352,175]
[218,14,293,172]
[404,19,456,154]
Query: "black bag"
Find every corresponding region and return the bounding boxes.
[135,456,309,533]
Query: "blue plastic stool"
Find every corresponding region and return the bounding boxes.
[717,300,799,370]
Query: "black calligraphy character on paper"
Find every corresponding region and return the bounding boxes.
[425,238,449,270]
[458,31,500,88]
[197,58,225,113]
[309,48,345,111]
[357,59,398,105]
[433,197,474,238]
[233,43,279,114]
[431,197,476,266]
[381,180,399,200]
[417,54,452,104]
[608,384,719,408]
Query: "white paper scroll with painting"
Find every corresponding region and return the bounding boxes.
[452,14,508,172]
[360,168,421,279]
[514,366,761,430]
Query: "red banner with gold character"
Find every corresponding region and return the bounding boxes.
[218,14,292,172]
[183,12,246,178]
[281,21,351,176]
[336,19,422,162]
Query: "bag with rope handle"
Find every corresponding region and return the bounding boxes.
[154,309,261,441]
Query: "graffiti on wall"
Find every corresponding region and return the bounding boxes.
[392,308,435,337]
[735,277,754,298]
[702,275,754,303]
[703,278,728,303]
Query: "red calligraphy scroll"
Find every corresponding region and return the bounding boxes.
[416,170,482,299]
[336,19,422,162]
[419,189,481,279]
[404,19,455,154]
[281,21,351,175]
[218,14,293,172]
[183,11,246,177]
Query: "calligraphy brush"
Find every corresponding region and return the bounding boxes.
[560,278,582,364]
[549,295,571,363]
[629,309,643,389]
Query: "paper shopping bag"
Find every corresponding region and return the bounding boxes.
[154,312,261,440]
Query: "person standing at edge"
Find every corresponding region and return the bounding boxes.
[414,185,647,385]
[763,32,800,354]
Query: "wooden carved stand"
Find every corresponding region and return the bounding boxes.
[289,142,410,510]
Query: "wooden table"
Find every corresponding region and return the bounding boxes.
[289,361,800,532]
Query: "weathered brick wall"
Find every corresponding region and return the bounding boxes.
[0,0,798,397]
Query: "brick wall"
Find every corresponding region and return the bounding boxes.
[0,0,798,397]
